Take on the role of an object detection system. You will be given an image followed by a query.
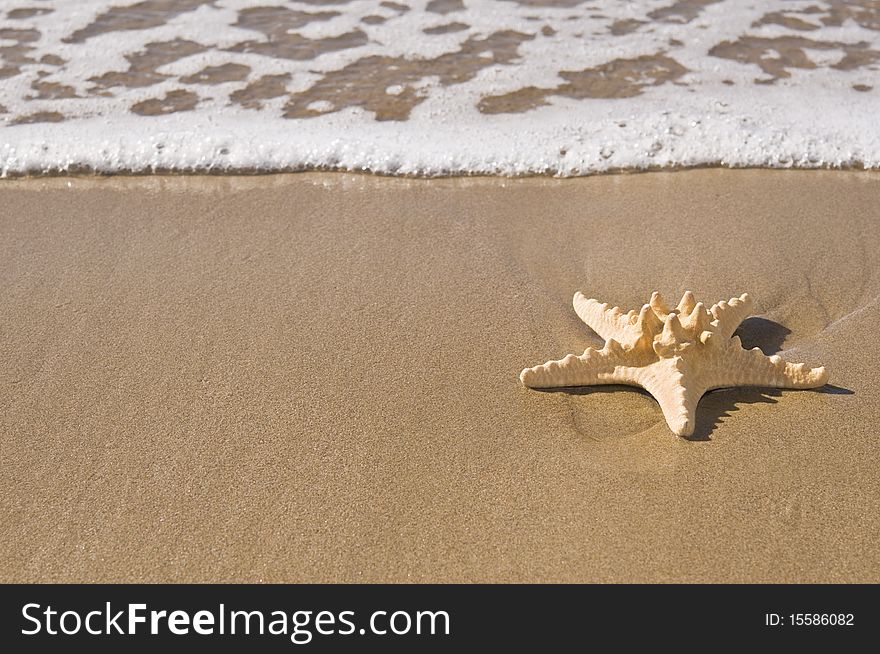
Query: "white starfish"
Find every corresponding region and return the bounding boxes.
[519,291,829,437]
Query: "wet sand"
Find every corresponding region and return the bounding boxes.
[1,169,878,582]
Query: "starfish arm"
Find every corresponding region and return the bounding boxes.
[706,340,829,390]
[710,293,754,339]
[520,343,634,389]
[638,359,704,437]
[572,292,631,342]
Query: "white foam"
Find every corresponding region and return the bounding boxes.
[1,0,879,177]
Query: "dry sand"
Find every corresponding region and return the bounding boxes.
[1,169,878,583]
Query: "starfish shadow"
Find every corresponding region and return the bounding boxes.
[688,387,782,441]
[535,385,781,441]
[734,317,790,354]
[537,384,852,441]
[687,383,853,441]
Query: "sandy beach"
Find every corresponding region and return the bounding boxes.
[1,168,878,583]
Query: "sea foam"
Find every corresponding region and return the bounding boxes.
[1,0,878,176]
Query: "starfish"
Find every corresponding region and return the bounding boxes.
[519,291,829,437]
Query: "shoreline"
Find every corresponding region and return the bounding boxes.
[3,161,880,181]
[1,168,878,582]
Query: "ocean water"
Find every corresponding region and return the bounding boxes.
[0,0,878,176]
